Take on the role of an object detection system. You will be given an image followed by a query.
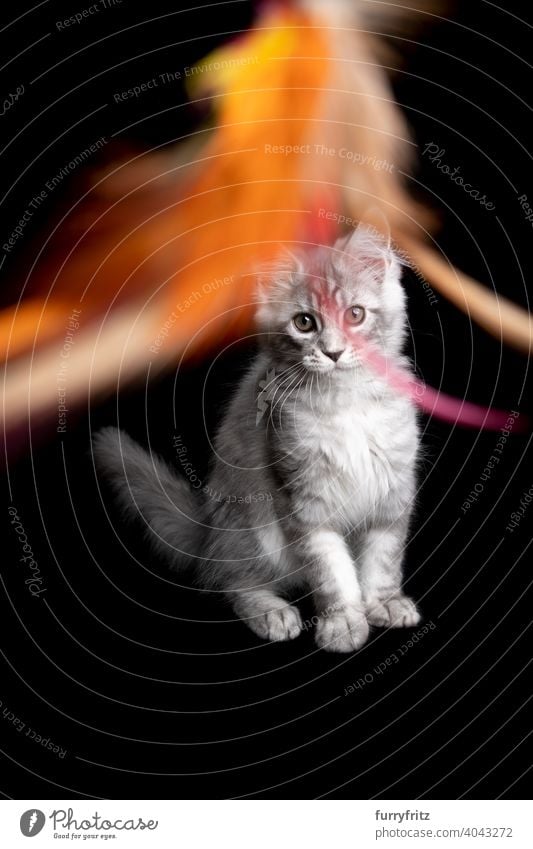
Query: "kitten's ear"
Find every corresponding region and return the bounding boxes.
[252,246,302,303]
[252,246,302,329]
[342,216,395,280]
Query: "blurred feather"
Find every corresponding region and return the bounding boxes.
[1,0,530,447]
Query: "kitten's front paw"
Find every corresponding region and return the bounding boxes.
[315,606,369,653]
[366,594,421,629]
[247,605,303,642]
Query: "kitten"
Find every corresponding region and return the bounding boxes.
[93,224,421,652]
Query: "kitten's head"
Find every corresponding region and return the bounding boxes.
[254,225,407,375]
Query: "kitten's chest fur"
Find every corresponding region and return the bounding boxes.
[280,384,417,527]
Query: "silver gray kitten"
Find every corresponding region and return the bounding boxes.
[94,224,420,652]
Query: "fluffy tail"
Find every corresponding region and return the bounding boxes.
[92,427,203,569]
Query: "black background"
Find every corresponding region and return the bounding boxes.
[1,0,532,799]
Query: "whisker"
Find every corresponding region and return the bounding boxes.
[276,368,307,428]
[270,366,306,430]
[266,364,304,425]
[255,361,302,402]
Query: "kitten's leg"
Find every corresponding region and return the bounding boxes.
[359,522,420,628]
[229,588,302,642]
[301,529,369,653]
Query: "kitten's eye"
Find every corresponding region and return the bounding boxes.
[293,313,316,333]
[345,305,366,326]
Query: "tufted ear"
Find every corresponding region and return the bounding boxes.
[340,219,397,282]
[251,246,303,329]
[252,246,303,304]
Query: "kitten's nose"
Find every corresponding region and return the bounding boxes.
[324,349,344,362]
